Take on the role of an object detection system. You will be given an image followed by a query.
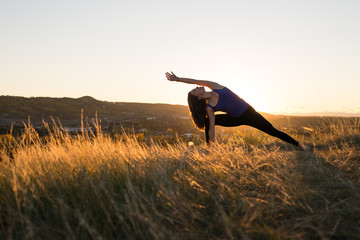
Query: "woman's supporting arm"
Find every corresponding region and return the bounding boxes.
[165,71,223,90]
[206,107,216,143]
[205,117,210,144]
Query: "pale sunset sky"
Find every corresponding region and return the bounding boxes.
[1,0,359,115]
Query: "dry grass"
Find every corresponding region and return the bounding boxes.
[0,119,359,240]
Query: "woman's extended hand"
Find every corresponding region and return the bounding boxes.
[165,71,179,82]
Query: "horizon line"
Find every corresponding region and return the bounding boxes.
[1,94,359,117]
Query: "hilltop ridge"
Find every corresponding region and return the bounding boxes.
[0,95,190,125]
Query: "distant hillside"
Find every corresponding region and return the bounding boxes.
[1,95,357,135]
[0,95,190,126]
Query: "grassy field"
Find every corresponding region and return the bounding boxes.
[0,119,359,240]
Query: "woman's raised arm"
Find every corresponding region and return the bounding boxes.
[165,71,223,90]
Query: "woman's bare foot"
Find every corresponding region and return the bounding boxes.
[298,143,310,151]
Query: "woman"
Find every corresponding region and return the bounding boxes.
[165,71,308,150]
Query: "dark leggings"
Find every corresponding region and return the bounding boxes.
[205,106,299,146]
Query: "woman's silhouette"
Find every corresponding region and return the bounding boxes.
[165,71,307,150]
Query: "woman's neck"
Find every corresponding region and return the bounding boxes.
[206,91,219,106]
[202,91,213,100]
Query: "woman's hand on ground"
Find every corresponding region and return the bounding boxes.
[165,71,179,82]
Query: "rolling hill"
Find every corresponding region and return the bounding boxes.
[0,95,190,126]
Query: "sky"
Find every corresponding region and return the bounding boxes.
[1,0,360,115]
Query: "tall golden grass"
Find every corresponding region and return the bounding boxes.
[0,118,359,239]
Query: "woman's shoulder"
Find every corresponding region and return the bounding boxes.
[209,82,225,90]
[212,86,227,91]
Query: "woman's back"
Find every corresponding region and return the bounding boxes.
[207,87,249,117]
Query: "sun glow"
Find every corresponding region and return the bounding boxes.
[230,83,273,114]
[243,94,269,113]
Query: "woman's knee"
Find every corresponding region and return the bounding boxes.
[263,126,283,137]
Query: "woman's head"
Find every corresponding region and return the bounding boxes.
[190,86,206,99]
[188,89,207,130]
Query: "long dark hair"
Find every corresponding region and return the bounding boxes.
[187,92,207,130]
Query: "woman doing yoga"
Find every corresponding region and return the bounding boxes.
[165,71,308,150]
